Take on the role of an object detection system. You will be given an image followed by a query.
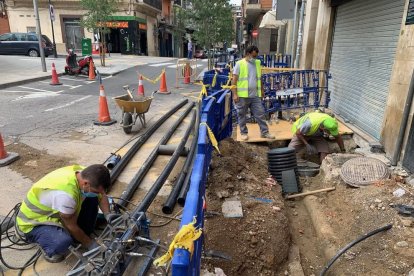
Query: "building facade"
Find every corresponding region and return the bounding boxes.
[0,0,10,34]
[4,0,162,56]
[300,0,414,171]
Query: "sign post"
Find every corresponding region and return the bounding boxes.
[48,0,57,58]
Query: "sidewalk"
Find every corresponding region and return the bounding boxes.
[0,54,176,89]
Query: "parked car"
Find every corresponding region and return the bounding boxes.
[194,49,207,59]
[0,32,53,57]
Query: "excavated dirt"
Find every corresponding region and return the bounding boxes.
[202,139,290,276]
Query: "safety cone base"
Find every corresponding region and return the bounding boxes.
[50,81,62,86]
[93,119,117,126]
[0,152,19,167]
[157,90,171,95]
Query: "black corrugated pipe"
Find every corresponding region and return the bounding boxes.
[391,69,414,166]
[117,102,195,207]
[136,110,196,213]
[176,104,200,207]
[162,104,200,214]
[110,99,188,186]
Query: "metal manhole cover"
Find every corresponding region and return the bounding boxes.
[340,157,389,187]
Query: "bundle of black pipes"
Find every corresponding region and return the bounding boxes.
[162,102,200,213]
[117,102,195,208]
[268,147,300,192]
[109,99,188,187]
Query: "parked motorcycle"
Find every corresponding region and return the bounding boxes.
[64,49,95,76]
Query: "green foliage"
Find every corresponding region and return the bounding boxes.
[176,0,234,49]
[80,0,118,33]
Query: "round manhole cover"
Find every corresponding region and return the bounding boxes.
[340,157,389,187]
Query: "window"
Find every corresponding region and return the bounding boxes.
[27,27,36,33]
[0,33,15,41]
[27,34,38,41]
[15,34,27,41]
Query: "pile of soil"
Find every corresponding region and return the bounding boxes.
[202,139,290,275]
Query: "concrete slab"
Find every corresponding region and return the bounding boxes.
[222,200,243,218]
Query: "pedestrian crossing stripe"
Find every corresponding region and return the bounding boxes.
[149,62,175,67]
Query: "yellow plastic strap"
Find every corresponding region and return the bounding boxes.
[211,71,218,88]
[200,122,221,154]
[221,85,236,90]
[140,68,165,84]
[153,217,202,266]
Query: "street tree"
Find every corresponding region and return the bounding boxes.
[80,0,118,67]
[177,0,234,69]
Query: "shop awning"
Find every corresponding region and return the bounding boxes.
[259,11,287,29]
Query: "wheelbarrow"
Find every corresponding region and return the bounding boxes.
[113,86,156,134]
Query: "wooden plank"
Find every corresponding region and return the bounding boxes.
[285,187,336,199]
[235,120,353,142]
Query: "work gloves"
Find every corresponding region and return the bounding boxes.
[88,239,100,251]
[105,213,121,225]
[306,144,318,155]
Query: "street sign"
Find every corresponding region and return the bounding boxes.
[49,4,55,22]
[252,30,258,38]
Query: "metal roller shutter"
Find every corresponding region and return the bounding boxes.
[329,0,405,140]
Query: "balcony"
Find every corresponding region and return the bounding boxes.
[136,0,162,14]
[246,0,260,10]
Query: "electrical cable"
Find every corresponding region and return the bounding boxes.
[319,224,393,276]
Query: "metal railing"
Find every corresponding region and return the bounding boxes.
[142,0,162,10]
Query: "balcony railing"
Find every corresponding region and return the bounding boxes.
[248,0,259,4]
[143,0,162,10]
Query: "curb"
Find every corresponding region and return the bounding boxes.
[0,70,124,90]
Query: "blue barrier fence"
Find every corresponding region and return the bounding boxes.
[171,89,233,275]
[258,54,292,68]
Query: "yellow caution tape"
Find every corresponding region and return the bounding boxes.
[194,82,209,100]
[221,85,236,90]
[140,68,165,84]
[211,71,218,88]
[200,122,221,155]
[153,217,202,266]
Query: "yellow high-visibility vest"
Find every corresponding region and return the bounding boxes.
[17,165,84,233]
[292,112,334,136]
[236,59,262,98]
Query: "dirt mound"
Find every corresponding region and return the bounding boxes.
[202,139,290,275]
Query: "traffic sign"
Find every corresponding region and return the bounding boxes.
[49,4,55,22]
[252,30,258,38]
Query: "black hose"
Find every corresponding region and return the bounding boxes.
[320,224,393,276]
[164,106,200,212]
[177,103,200,206]
[162,125,197,214]
[110,99,188,186]
[117,102,195,207]
[136,110,196,213]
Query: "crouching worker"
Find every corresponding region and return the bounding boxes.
[288,112,345,163]
[16,164,113,263]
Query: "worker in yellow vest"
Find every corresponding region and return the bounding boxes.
[232,45,275,141]
[16,164,114,263]
[289,111,345,162]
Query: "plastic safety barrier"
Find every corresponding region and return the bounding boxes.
[171,89,233,275]
[262,70,332,113]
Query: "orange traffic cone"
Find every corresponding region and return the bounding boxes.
[183,63,191,84]
[93,84,117,126]
[138,75,145,97]
[88,60,96,81]
[158,71,170,95]
[50,63,62,86]
[0,133,19,167]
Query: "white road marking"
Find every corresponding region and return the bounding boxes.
[39,81,81,89]
[102,75,113,80]
[149,62,175,67]
[18,86,63,93]
[45,95,92,112]
[12,92,59,101]
[167,64,204,69]
[60,77,88,82]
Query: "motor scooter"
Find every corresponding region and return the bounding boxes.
[64,49,95,76]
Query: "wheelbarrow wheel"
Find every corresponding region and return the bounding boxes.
[122,113,133,134]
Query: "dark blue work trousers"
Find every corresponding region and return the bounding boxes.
[25,197,99,257]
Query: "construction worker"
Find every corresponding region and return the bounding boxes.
[232,45,275,141]
[16,164,114,263]
[289,112,345,162]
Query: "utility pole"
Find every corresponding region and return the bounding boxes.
[294,0,305,68]
[48,0,58,58]
[290,0,298,67]
[33,0,47,72]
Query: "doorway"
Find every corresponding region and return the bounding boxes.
[63,18,82,51]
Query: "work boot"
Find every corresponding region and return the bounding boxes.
[43,253,65,263]
[240,134,248,141]
[261,133,275,139]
